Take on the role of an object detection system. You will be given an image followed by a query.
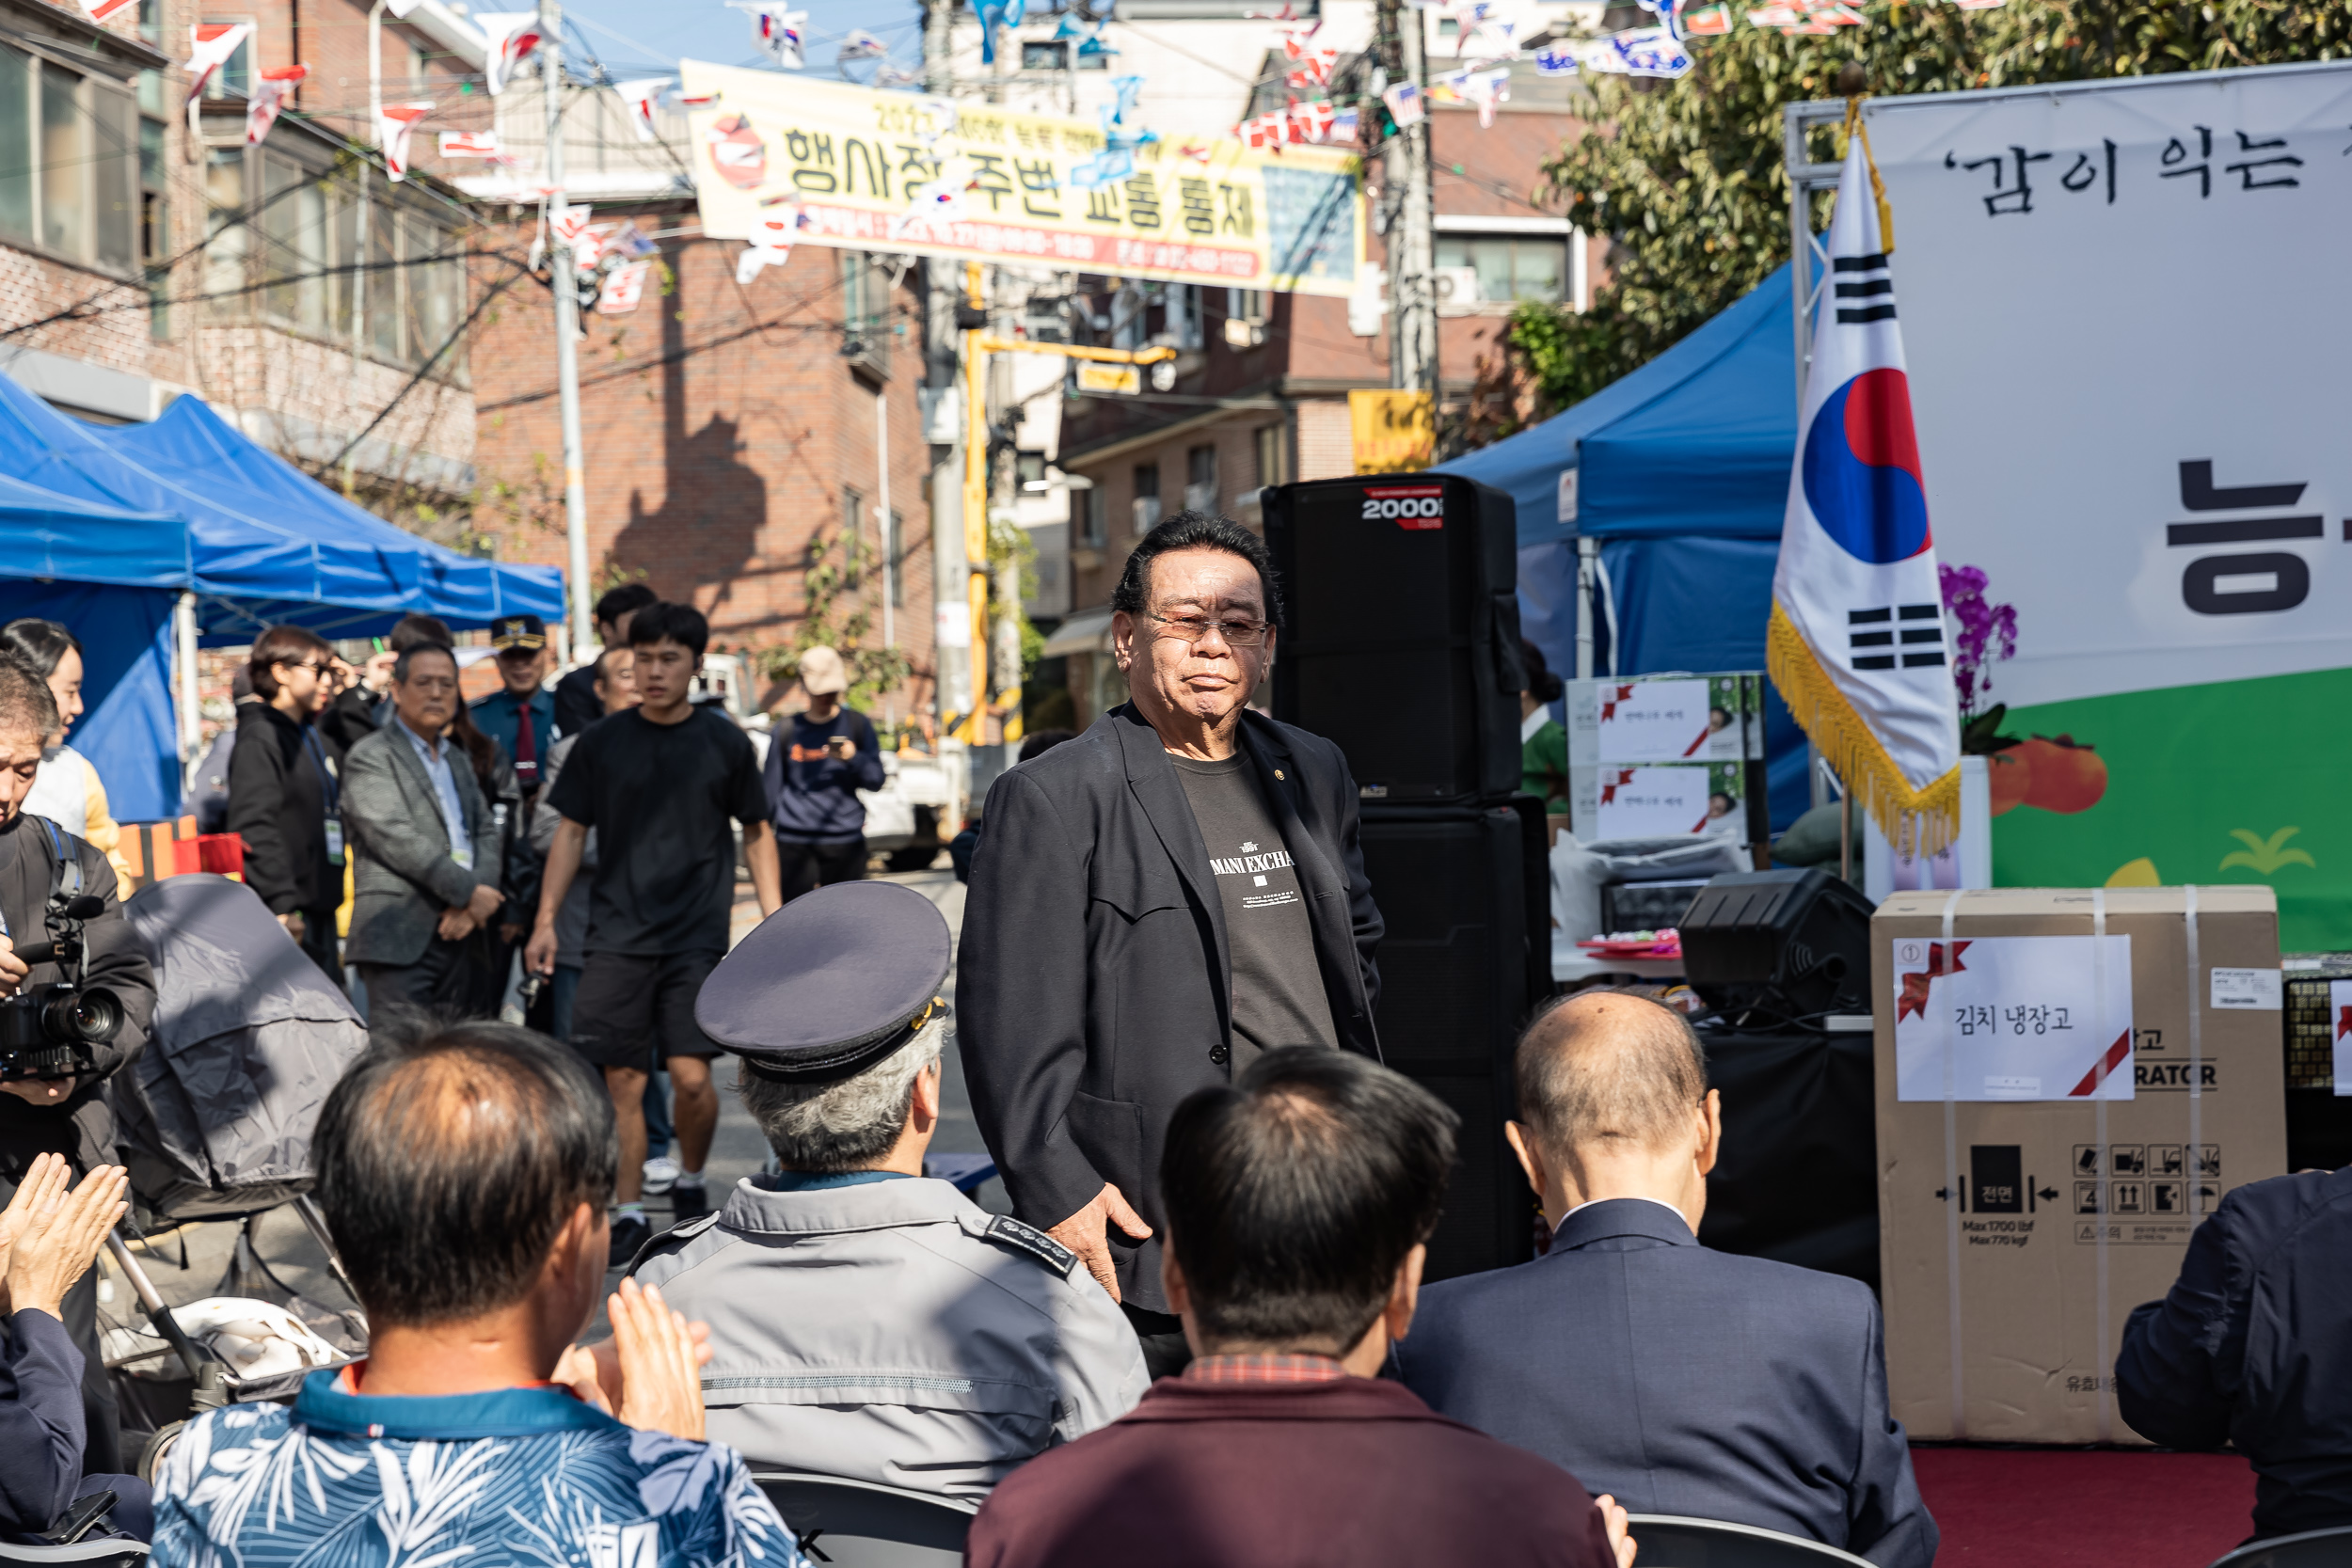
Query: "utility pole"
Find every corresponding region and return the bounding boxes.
[920,0,975,761]
[1383,0,1437,402]
[540,0,593,654]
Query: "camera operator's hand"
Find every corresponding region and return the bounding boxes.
[0,931,26,1000]
[0,1077,74,1105]
[2,1161,125,1320]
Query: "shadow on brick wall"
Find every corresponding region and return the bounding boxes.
[609,412,766,605]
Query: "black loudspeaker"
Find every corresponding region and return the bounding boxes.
[1357,798,1549,1282]
[1679,868,1875,1023]
[1263,474,1524,803]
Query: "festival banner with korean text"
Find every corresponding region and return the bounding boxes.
[678,61,1363,295]
[1858,61,2352,947]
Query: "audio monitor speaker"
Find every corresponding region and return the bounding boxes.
[1263,474,1524,803]
[1357,797,1549,1282]
[1679,868,1875,1023]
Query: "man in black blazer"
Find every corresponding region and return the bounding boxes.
[2116,1164,2352,1540]
[958,512,1381,1373]
[1393,991,1936,1568]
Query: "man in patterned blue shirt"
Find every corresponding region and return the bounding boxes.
[151,1020,803,1568]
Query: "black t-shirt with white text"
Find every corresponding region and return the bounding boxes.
[544,706,769,957]
[1169,752,1339,1076]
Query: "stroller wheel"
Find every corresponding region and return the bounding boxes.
[138,1419,188,1485]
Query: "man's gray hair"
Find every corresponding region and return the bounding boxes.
[1514,990,1708,1156]
[0,658,59,743]
[736,1019,946,1172]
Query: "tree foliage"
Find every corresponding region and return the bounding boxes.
[1508,2,2348,414]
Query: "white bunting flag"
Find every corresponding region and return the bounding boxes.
[736,240,791,284]
[183,22,251,117]
[245,64,306,145]
[474,12,545,96]
[737,4,807,70]
[376,102,433,181]
[1769,119,1961,848]
[437,130,501,158]
[81,0,136,23]
[596,260,651,314]
[612,78,669,143]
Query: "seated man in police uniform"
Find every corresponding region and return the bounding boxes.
[631,880,1150,1501]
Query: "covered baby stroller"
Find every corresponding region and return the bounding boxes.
[103,876,370,1452]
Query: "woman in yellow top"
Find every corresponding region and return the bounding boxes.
[2,618,133,884]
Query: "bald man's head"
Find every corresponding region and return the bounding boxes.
[1514,990,1708,1160]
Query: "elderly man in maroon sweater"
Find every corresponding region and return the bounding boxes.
[966,1048,1636,1568]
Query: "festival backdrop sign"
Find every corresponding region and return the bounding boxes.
[678,62,1363,295]
[1860,61,2352,947]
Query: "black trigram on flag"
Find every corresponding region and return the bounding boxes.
[1834,253,1896,325]
[1848,604,1944,671]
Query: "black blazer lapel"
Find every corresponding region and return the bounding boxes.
[1237,716,1357,1001]
[1110,706,1232,1026]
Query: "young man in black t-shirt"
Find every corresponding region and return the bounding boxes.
[528,602,782,1261]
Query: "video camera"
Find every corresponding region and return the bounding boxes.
[0,890,124,1082]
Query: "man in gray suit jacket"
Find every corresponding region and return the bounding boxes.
[1393,991,1937,1568]
[340,643,503,1014]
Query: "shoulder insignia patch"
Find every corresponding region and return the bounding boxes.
[983,1214,1080,1277]
[627,1209,723,1275]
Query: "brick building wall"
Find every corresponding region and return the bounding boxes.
[469,218,940,723]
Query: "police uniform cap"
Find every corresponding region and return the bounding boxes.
[694,880,952,1084]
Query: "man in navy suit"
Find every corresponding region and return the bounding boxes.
[1393,991,1937,1568]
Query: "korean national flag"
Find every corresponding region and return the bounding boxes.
[1769,123,1961,847]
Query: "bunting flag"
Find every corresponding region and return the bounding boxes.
[736,210,802,282]
[375,101,433,181]
[1534,43,1580,73]
[976,0,1025,64]
[612,78,670,141]
[1381,79,1424,127]
[245,63,306,145]
[1430,65,1509,128]
[596,260,651,314]
[739,4,806,70]
[1768,114,1961,850]
[1681,4,1731,32]
[838,29,888,62]
[81,0,136,23]
[437,129,501,158]
[183,23,251,113]
[1070,147,1135,188]
[474,12,545,96]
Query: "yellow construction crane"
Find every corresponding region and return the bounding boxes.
[952,260,1174,745]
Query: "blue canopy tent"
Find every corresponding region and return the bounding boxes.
[0,475,187,820]
[1438,264,1808,831]
[0,372,566,817]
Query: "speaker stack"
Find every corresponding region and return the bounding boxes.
[1263,473,1548,1282]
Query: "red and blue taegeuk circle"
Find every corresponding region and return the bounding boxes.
[1801,367,1932,564]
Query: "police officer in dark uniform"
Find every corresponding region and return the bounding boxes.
[630,881,1147,1501]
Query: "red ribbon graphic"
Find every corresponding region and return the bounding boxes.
[2067,1029,2136,1098]
[1895,940,1970,1022]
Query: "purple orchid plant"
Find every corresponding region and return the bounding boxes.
[1939,562,2018,730]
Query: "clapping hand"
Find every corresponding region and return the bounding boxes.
[552,1279,713,1440]
[0,1156,127,1319]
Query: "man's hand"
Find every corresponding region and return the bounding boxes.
[1048,1183,1153,1302]
[278,911,308,942]
[525,919,559,977]
[466,883,503,925]
[0,933,26,1000]
[0,1077,75,1105]
[362,650,398,694]
[5,1163,126,1320]
[437,906,479,942]
[603,1277,707,1439]
[0,1153,70,1286]
[553,1316,713,1418]
[1596,1495,1636,1568]
[825,735,856,762]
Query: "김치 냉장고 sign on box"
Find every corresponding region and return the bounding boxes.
[1894,934,2137,1101]
[680,61,1363,296]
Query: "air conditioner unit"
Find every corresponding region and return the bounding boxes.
[1223,316,1267,348]
[1434,266,1484,316]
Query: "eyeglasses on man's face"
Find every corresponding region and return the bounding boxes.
[1148,611,1274,648]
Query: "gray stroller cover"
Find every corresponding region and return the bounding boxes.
[115,874,369,1219]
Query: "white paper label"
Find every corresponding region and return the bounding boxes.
[934,601,972,649]
[1894,933,2136,1102]
[1586,765,1714,839]
[2209,967,2281,1011]
[1556,467,1580,524]
[2333,979,2352,1099]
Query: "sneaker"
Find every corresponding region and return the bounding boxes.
[608,1212,652,1268]
[672,1176,710,1221]
[642,1155,681,1196]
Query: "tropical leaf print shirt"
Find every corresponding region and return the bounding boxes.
[151,1370,805,1568]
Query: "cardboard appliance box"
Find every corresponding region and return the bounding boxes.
[1873,886,2286,1444]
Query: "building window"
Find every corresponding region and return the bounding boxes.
[200,19,252,100]
[140,114,169,336]
[1132,462,1160,536]
[1434,234,1567,304]
[1184,443,1216,514]
[840,250,890,376]
[0,50,139,274]
[1078,484,1104,547]
[1021,40,1068,71]
[885,509,904,608]
[1254,424,1289,490]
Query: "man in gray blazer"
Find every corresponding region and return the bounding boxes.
[340,643,503,1014]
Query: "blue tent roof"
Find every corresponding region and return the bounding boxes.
[1439,263,1797,546]
[0,372,564,641]
[0,472,186,589]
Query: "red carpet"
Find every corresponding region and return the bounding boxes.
[1912,1447,2256,1567]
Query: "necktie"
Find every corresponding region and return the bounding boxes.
[514,699,537,789]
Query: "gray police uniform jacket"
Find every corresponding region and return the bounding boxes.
[631,1174,1150,1500]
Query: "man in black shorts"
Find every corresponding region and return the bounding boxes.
[526,601,782,1262]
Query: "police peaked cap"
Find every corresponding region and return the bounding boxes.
[695,880,953,1084]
